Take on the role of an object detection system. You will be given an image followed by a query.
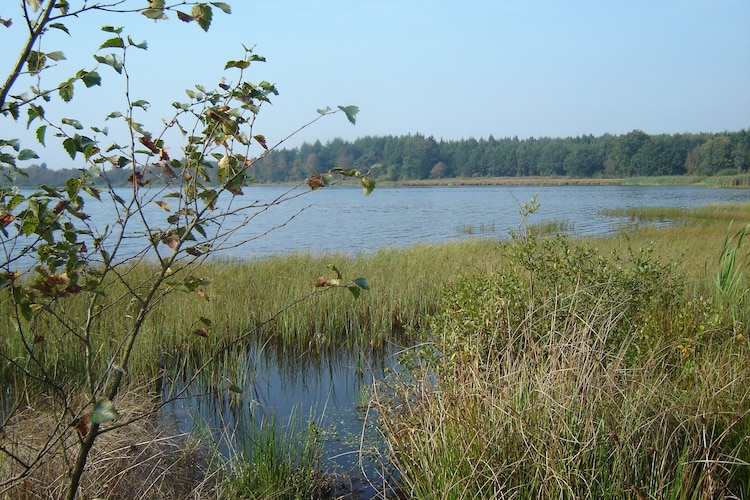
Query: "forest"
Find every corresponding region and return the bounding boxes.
[9,128,750,187]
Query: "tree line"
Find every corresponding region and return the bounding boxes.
[10,129,750,187]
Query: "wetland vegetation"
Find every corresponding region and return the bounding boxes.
[2,201,749,498]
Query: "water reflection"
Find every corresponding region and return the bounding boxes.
[160,341,398,498]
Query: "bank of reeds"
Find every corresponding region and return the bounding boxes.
[374,223,750,498]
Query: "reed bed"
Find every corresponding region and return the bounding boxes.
[374,214,750,499]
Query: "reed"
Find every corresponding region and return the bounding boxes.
[375,229,750,498]
[222,412,332,499]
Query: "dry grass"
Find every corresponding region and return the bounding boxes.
[0,389,223,500]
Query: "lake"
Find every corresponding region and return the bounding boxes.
[66,184,750,262]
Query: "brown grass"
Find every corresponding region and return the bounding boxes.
[0,389,222,500]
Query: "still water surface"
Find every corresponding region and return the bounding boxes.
[108,184,750,260]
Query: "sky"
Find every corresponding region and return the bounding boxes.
[2,0,749,167]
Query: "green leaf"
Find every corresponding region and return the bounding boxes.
[131,99,150,109]
[26,51,46,74]
[141,8,167,20]
[36,125,46,146]
[49,22,70,35]
[18,149,38,161]
[224,59,250,70]
[80,70,101,88]
[327,264,342,280]
[25,0,41,12]
[361,176,376,196]
[210,2,232,14]
[353,277,370,290]
[59,80,74,102]
[347,285,361,299]
[100,37,124,49]
[61,117,83,130]
[127,36,148,50]
[228,384,243,394]
[317,106,331,115]
[82,185,101,200]
[192,4,213,31]
[54,0,69,15]
[338,105,359,125]
[89,399,118,424]
[62,138,77,159]
[101,25,122,34]
[94,53,124,74]
[185,88,202,99]
[21,214,38,236]
[46,51,66,61]
[26,103,44,127]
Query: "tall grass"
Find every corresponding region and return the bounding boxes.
[375,232,750,498]
[222,412,332,499]
[0,239,501,389]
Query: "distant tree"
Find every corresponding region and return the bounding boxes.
[429,161,449,179]
[564,144,604,177]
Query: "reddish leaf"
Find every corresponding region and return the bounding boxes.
[315,276,330,287]
[159,146,170,161]
[70,414,90,436]
[52,200,69,214]
[161,233,179,249]
[33,335,44,344]
[186,247,203,257]
[126,171,148,187]
[196,289,209,301]
[253,134,268,150]
[193,328,209,337]
[306,174,326,190]
[160,161,177,179]
[176,10,194,22]
[2,270,19,281]
[0,212,15,227]
[218,77,230,91]
[138,136,160,154]
[154,200,170,211]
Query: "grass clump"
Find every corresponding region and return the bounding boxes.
[223,413,336,500]
[376,233,750,499]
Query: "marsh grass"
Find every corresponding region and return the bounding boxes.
[2,202,750,497]
[375,230,750,499]
[222,412,337,499]
[0,239,501,389]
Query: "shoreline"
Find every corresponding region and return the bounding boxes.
[389,173,750,188]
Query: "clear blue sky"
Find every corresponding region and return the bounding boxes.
[2,0,749,166]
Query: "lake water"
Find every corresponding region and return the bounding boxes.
[72,184,750,261]
[6,184,750,497]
